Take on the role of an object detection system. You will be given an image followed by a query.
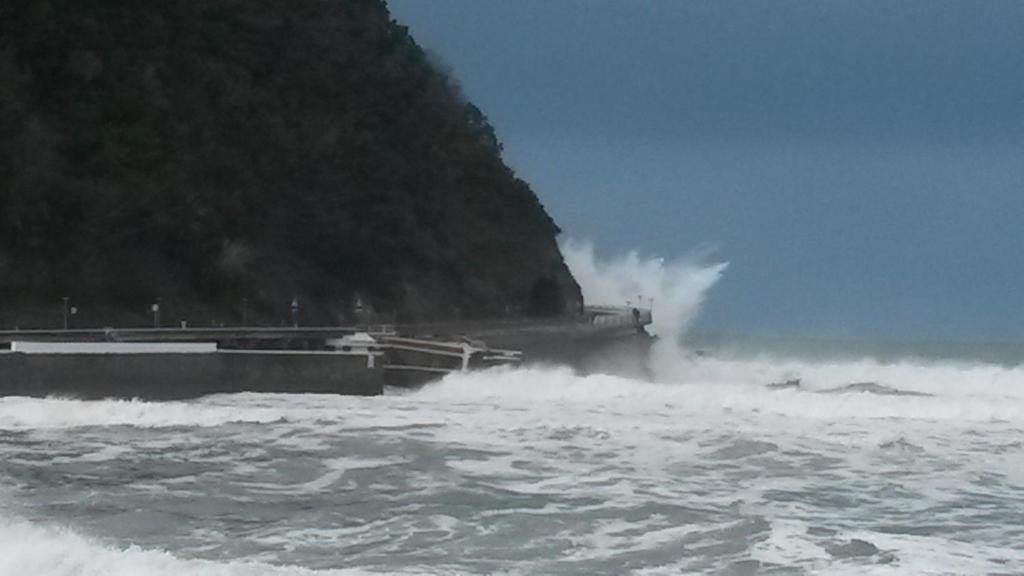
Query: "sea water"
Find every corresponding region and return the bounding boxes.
[2,350,1024,576]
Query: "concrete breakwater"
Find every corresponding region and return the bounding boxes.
[0,347,382,399]
[0,307,653,399]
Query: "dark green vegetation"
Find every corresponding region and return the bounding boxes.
[0,0,580,328]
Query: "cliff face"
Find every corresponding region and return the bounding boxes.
[0,0,580,327]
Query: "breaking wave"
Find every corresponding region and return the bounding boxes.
[0,396,290,430]
[0,516,418,576]
[559,237,1024,420]
[421,363,1024,423]
[560,238,726,340]
[649,351,1024,400]
[4,354,1024,431]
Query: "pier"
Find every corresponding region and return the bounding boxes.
[0,307,653,399]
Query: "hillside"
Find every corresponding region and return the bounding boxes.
[0,0,580,328]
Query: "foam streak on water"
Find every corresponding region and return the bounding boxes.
[2,355,1024,575]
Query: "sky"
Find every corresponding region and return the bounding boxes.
[387,0,1024,341]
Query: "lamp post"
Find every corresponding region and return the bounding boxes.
[151,298,162,328]
[353,296,365,328]
[62,296,69,330]
[291,297,299,328]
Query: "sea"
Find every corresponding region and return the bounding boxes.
[2,336,1024,576]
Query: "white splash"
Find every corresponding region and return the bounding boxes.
[561,238,727,381]
[560,238,727,341]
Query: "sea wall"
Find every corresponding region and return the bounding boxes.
[0,352,382,399]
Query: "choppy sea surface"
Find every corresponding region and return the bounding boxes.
[2,348,1024,575]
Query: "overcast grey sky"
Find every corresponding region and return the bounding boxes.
[388,0,1024,341]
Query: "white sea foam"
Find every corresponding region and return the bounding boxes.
[652,351,1024,399]
[422,364,1024,424]
[3,354,1023,434]
[0,396,290,430]
[3,364,1021,575]
[297,456,405,492]
[0,515,424,576]
[751,518,1024,575]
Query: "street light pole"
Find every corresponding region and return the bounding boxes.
[62,296,69,330]
[291,297,299,328]
[152,298,162,328]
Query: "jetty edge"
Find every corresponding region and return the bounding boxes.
[0,306,653,399]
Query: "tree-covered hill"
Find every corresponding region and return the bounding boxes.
[0,0,580,328]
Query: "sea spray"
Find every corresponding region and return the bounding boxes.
[558,239,1024,401]
[560,238,727,381]
[560,239,727,340]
